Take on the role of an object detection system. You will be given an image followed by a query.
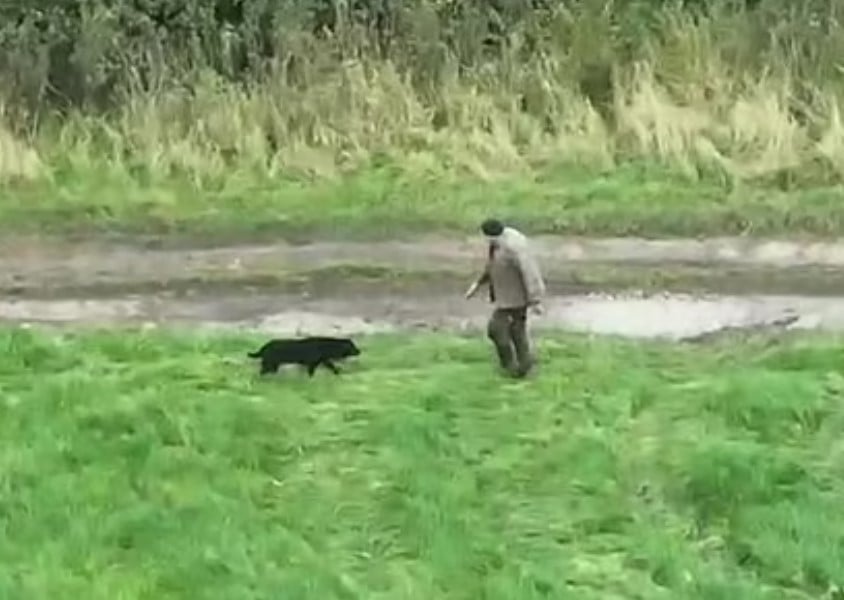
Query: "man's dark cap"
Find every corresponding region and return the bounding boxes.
[480,218,504,237]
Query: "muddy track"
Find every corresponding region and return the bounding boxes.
[4,235,844,297]
[2,235,844,339]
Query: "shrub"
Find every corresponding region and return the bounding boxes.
[0,0,842,186]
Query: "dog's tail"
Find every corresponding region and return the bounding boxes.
[247,350,261,358]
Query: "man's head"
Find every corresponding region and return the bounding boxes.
[481,218,505,245]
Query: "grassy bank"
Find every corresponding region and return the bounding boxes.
[3,163,844,241]
[1,327,843,598]
[1,2,844,240]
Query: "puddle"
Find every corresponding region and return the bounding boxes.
[0,291,840,340]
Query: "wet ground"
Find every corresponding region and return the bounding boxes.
[6,235,844,292]
[2,235,844,340]
[1,290,837,340]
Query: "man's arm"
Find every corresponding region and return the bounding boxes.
[465,267,490,299]
[513,247,545,306]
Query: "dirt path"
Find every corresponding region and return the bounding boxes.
[4,235,844,296]
[2,235,844,339]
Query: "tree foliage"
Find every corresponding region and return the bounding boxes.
[0,0,838,118]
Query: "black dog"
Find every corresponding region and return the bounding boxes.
[247,336,361,376]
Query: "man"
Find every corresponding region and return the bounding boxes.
[465,218,546,378]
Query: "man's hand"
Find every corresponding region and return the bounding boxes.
[529,302,544,315]
[464,281,480,299]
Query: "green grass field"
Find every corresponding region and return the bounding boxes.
[4,162,844,241]
[2,327,843,598]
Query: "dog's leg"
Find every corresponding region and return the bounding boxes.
[260,359,277,375]
[306,362,319,377]
[322,360,341,375]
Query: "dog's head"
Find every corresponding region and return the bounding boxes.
[341,338,361,357]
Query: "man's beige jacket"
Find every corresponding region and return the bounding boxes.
[479,227,546,309]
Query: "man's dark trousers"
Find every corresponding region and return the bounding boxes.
[486,306,533,377]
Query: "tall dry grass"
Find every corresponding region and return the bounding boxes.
[1,0,843,187]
